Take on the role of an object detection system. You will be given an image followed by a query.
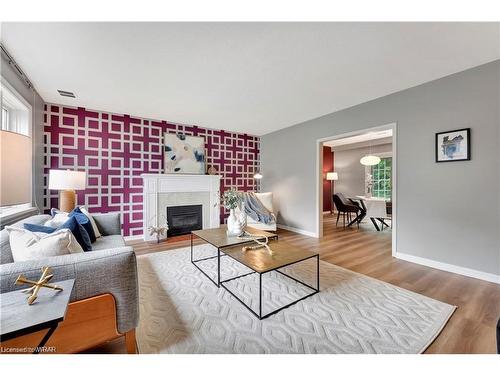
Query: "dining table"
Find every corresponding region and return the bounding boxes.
[347,195,391,231]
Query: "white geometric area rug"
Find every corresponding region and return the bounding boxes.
[136,245,456,354]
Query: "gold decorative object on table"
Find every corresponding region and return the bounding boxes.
[15,266,63,305]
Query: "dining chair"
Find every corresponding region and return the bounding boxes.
[332,193,361,229]
[386,201,393,228]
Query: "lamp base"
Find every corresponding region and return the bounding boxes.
[59,190,76,213]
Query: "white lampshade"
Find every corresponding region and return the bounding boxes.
[253,172,263,179]
[360,155,381,166]
[0,130,32,206]
[49,169,86,190]
[326,172,338,181]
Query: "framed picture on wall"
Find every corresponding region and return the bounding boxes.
[435,128,471,162]
[164,133,206,174]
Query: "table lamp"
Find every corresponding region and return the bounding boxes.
[326,172,338,211]
[326,172,338,181]
[48,169,86,212]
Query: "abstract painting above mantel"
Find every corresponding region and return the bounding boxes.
[164,133,205,174]
[435,128,471,162]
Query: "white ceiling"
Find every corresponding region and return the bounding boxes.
[324,129,393,148]
[1,22,499,136]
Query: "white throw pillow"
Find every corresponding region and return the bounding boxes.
[79,206,101,238]
[44,212,70,228]
[255,192,274,212]
[6,227,84,262]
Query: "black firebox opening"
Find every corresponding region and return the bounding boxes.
[166,204,203,237]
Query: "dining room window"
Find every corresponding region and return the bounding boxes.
[370,157,392,199]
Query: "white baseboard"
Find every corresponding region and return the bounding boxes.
[124,234,144,242]
[277,224,318,238]
[395,252,500,284]
[323,211,331,215]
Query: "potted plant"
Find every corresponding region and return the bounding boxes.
[218,189,245,236]
[147,214,169,243]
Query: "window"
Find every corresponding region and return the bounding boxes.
[370,157,392,199]
[1,82,30,136]
[1,78,33,220]
[1,107,8,130]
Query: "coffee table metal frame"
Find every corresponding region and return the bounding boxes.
[190,233,224,287]
[190,230,319,320]
[219,250,320,320]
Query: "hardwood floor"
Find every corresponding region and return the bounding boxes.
[90,214,500,354]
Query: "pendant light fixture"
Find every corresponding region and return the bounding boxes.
[360,154,381,166]
[360,135,381,166]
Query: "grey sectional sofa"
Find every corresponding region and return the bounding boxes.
[0,213,139,353]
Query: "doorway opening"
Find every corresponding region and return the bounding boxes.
[316,123,397,257]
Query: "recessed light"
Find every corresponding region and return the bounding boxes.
[57,89,75,98]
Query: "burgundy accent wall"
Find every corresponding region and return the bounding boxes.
[322,146,333,212]
[43,104,260,237]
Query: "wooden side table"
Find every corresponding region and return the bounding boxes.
[1,279,75,354]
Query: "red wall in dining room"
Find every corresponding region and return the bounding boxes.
[323,146,334,212]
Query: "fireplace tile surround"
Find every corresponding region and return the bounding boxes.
[142,174,221,241]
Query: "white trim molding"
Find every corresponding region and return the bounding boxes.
[277,223,318,238]
[123,234,143,242]
[395,252,500,284]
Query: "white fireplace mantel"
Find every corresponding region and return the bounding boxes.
[142,174,221,241]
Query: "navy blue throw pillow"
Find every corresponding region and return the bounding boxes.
[24,217,92,252]
[69,207,96,243]
[23,223,55,234]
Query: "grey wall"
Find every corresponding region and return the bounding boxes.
[333,143,392,198]
[261,60,499,276]
[1,52,45,213]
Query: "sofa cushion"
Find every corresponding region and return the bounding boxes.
[1,214,51,264]
[91,235,126,251]
[6,226,83,262]
[24,216,93,252]
[9,214,51,228]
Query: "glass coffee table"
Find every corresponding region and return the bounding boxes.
[191,226,319,320]
[190,225,278,287]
